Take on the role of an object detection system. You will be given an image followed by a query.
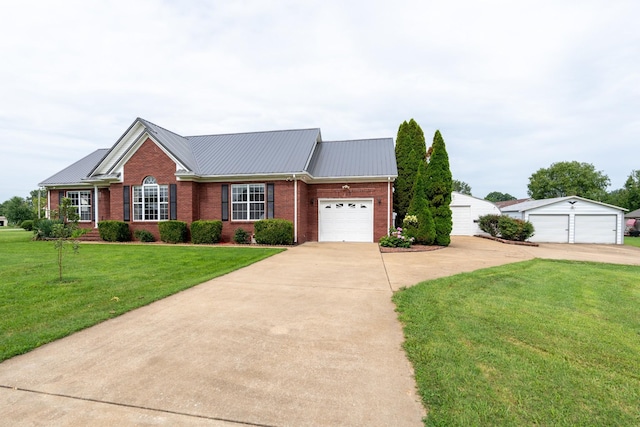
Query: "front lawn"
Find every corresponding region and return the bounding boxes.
[394,259,640,426]
[0,230,283,362]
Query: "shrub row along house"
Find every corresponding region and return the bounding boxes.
[39,118,397,243]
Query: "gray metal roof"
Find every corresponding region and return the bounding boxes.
[40,118,397,186]
[188,128,320,175]
[39,149,109,186]
[501,196,626,212]
[307,138,397,178]
[138,118,197,171]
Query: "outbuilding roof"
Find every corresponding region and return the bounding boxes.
[40,118,397,186]
[500,196,626,212]
[625,208,640,218]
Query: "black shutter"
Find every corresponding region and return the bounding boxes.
[170,184,177,220]
[221,184,228,221]
[59,191,64,205]
[123,186,130,222]
[267,183,274,219]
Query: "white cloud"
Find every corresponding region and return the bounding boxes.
[1,0,639,202]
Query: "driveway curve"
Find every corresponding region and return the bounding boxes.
[1,237,639,426]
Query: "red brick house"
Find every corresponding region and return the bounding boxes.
[39,118,397,243]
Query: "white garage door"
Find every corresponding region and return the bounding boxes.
[318,199,373,242]
[574,215,617,244]
[451,206,472,235]
[528,214,569,243]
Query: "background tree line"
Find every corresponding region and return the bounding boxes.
[0,189,47,225]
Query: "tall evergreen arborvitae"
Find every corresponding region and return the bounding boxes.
[424,130,453,246]
[393,119,427,226]
[407,160,436,245]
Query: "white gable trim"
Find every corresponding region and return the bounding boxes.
[89,120,189,183]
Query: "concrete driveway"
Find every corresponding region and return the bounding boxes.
[1,237,639,426]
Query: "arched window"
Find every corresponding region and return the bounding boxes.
[132,176,168,221]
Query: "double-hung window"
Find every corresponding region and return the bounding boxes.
[133,176,168,221]
[232,184,265,221]
[66,190,92,221]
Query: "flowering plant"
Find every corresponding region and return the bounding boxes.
[403,215,419,228]
[379,226,415,248]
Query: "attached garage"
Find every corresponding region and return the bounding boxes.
[318,199,374,242]
[500,196,626,244]
[450,192,501,235]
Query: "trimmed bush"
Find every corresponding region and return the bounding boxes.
[478,214,501,237]
[254,219,294,245]
[159,221,188,244]
[20,220,34,231]
[190,220,223,244]
[234,228,251,244]
[134,229,155,242]
[98,221,131,242]
[498,216,535,241]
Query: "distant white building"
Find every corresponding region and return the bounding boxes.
[450,192,501,236]
[0,216,7,227]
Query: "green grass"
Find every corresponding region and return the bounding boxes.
[624,236,640,247]
[393,259,640,426]
[0,230,283,362]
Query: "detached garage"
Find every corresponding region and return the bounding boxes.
[500,196,626,244]
[450,192,501,235]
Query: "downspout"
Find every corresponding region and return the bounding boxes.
[37,188,41,219]
[47,190,51,219]
[387,177,392,235]
[94,186,99,228]
[293,174,298,243]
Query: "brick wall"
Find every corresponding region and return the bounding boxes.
[306,181,391,241]
[122,138,179,240]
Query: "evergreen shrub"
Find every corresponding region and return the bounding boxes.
[234,228,251,244]
[158,221,188,244]
[191,220,223,244]
[98,220,131,242]
[254,219,293,245]
[134,229,155,242]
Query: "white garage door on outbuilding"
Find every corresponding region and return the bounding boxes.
[318,199,373,242]
[500,196,626,244]
[450,192,501,236]
[574,215,617,244]
[528,215,569,243]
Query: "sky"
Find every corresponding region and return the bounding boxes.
[1,0,638,203]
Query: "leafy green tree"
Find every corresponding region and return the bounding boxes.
[527,161,610,200]
[453,180,472,195]
[603,188,627,209]
[394,119,427,226]
[406,161,436,245]
[424,130,453,246]
[3,196,35,225]
[623,170,640,211]
[52,198,80,282]
[485,191,517,202]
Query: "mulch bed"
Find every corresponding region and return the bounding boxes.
[379,244,445,253]
[474,234,539,246]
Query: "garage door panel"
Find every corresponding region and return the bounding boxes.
[574,215,617,244]
[528,215,569,243]
[318,199,373,242]
[451,206,472,235]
